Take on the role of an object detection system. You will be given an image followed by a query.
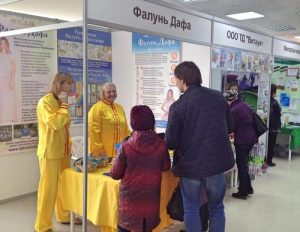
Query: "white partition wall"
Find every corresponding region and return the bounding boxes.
[181,42,211,87]
[111,31,135,121]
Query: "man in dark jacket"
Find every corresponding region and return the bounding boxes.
[165,61,234,232]
[267,84,281,166]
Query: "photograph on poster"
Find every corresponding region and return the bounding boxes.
[234,50,242,71]
[253,55,259,72]
[287,68,299,77]
[222,71,260,93]
[75,106,83,117]
[241,53,248,71]
[280,93,290,107]
[220,48,227,69]
[0,36,17,124]
[247,55,253,72]
[211,48,221,69]
[13,123,37,140]
[160,89,176,120]
[225,49,235,70]
[0,125,13,143]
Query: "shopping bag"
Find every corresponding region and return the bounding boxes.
[166,183,209,229]
[167,184,184,221]
[253,112,268,137]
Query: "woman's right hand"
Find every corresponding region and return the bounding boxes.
[58,91,68,104]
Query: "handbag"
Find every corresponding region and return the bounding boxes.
[167,184,184,221]
[253,112,268,137]
[166,183,209,228]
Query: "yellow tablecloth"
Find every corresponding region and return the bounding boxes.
[58,166,179,232]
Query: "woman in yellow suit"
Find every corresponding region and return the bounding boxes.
[89,83,130,158]
[35,72,73,232]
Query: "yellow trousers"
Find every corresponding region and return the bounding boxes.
[35,157,70,232]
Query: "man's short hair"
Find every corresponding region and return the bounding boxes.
[174,61,202,86]
[271,84,277,95]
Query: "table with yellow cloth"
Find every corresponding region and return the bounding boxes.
[58,166,179,232]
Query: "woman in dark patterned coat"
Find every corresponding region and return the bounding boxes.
[110,105,171,232]
[225,91,257,200]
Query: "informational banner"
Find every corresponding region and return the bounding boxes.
[213,22,272,55]
[87,0,211,44]
[273,39,300,60]
[57,27,112,125]
[133,32,180,129]
[0,16,57,155]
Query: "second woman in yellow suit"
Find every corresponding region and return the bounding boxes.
[35,72,73,232]
[89,83,130,158]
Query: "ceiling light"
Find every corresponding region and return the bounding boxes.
[226,12,264,20]
[0,0,22,6]
[294,36,300,40]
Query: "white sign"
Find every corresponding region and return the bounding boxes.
[213,22,272,54]
[87,0,211,44]
[273,39,300,60]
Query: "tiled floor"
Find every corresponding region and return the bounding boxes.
[1,154,300,232]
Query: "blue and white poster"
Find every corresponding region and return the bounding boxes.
[132,32,180,129]
[58,28,112,125]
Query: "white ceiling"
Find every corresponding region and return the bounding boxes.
[154,0,300,43]
[1,0,300,44]
[0,0,82,21]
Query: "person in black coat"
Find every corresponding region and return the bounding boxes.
[267,84,281,166]
[166,61,234,232]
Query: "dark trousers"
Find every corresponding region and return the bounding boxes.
[118,219,151,232]
[267,132,278,164]
[235,143,254,194]
[118,226,132,232]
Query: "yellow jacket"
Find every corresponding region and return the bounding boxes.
[88,100,130,157]
[37,93,71,159]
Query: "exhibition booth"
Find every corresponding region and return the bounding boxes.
[0,0,212,231]
[272,39,300,161]
[0,0,300,231]
[210,21,273,175]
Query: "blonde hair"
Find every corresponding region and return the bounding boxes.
[0,37,11,53]
[101,82,116,99]
[51,72,73,97]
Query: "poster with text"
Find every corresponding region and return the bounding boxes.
[272,59,300,123]
[0,15,57,155]
[132,32,180,129]
[57,28,112,125]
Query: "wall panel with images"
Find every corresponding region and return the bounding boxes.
[272,58,300,125]
[211,45,272,176]
[57,27,112,125]
[0,12,68,201]
[211,22,273,176]
[211,46,272,118]
[0,27,57,155]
